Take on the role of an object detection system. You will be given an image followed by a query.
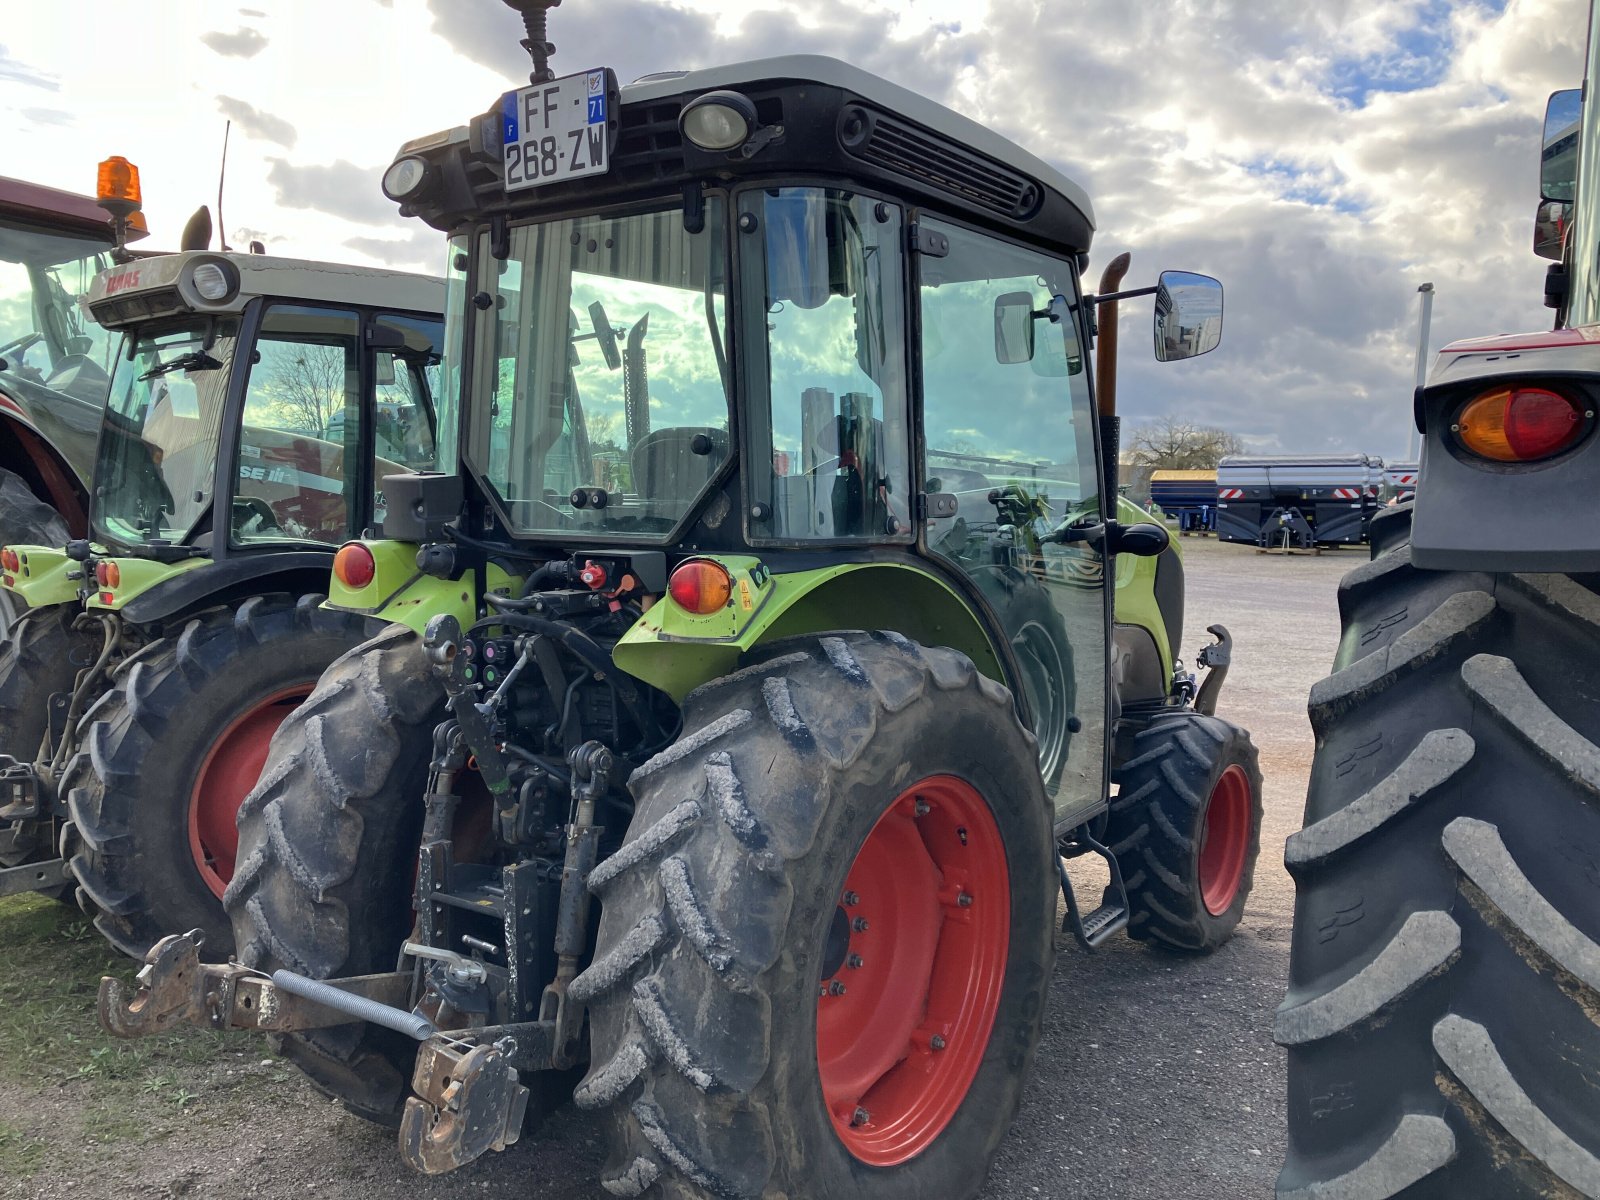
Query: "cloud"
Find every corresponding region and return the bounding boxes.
[265,158,395,226]
[217,95,297,148]
[21,107,72,128]
[240,7,267,15]
[344,226,447,274]
[404,0,1588,460]
[200,27,268,58]
[0,45,57,90]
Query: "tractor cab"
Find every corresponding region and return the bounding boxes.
[378,54,1223,822]
[19,252,449,611]
[0,177,135,540]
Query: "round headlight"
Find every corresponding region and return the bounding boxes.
[183,257,239,305]
[680,91,757,152]
[382,156,431,202]
[191,262,231,301]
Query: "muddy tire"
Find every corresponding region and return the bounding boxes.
[0,468,70,642]
[0,603,95,767]
[67,595,377,960]
[224,624,443,1124]
[0,604,97,884]
[1276,514,1600,1198]
[1105,711,1262,952]
[574,632,1056,1200]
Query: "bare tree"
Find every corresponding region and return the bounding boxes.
[271,343,347,437]
[1127,414,1243,470]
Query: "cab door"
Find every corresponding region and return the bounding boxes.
[915,218,1108,827]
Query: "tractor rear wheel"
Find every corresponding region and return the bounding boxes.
[67,595,377,959]
[1277,516,1600,1198]
[574,632,1056,1200]
[1105,710,1262,952]
[224,624,444,1125]
[0,467,70,642]
[0,604,97,884]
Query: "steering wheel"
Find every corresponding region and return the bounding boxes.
[0,331,42,359]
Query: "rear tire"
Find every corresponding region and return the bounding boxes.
[0,604,97,880]
[1276,514,1600,1198]
[67,595,378,960]
[1105,711,1263,952]
[574,632,1056,1200]
[224,624,444,1124]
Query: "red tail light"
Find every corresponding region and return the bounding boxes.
[333,543,376,589]
[668,559,733,614]
[1455,386,1591,462]
[94,561,121,588]
[0,548,16,572]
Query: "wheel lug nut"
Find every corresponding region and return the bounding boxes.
[842,891,859,907]
[851,1107,870,1127]
[852,917,869,932]
[829,981,847,996]
[930,1035,947,1051]
[846,954,864,969]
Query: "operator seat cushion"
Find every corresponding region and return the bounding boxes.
[630,427,727,511]
[44,354,110,405]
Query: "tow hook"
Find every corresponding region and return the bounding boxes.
[399,1036,529,1174]
[98,930,212,1036]
[1193,624,1233,717]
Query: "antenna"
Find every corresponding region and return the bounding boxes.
[217,119,232,252]
[504,0,561,83]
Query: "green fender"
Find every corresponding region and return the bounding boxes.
[1112,494,1178,681]
[0,544,80,609]
[321,538,518,633]
[615,558,1004,703]
[84,555,206,611]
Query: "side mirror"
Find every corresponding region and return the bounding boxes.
[1153,271,1223,362]
[1542,88,1581,204]
[1535,198,1571,261]
[1109,521,1170,557]
[994,291,1036,365]
[588,301,622,371]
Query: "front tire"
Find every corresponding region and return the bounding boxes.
[67,595,378,959]
[574,632,1056,1200]
[1105,710,1263,952]
[1276,516,1600,1198]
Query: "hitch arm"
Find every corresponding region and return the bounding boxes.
[99,931,415,1038]
[1193,624,1233,717]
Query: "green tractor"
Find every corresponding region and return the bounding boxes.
[0,246,445,954]
[101,14,1260,1197]
[1274,18,1600,1200]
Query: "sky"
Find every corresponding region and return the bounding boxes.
[1,0,1587,460]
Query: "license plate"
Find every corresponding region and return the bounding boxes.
[502,68,611,192]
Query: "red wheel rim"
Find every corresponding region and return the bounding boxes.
[188,686,309,899]
[816,776,1010,1167]
[1198,764,1252,916]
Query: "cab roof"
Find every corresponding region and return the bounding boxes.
[626,57,1095,231]
[85,250,442,326]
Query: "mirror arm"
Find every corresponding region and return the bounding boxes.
[1092,285,1159,305]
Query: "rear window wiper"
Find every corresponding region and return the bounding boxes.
[138,349,222,381]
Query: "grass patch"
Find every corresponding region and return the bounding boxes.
[0,894,290,1146]
[0,1118,47,1177]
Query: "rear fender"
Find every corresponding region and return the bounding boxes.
[614,559,1003,703]
[322,538,518,634]
[0,545,79,608]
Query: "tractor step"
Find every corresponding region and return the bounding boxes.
[1058,824,1131,952]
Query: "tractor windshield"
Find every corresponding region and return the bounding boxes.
[466,200,730,538]
[93,321,236,548]
[0,219,119,466]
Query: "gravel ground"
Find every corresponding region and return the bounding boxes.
[0,535,1353,1200]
